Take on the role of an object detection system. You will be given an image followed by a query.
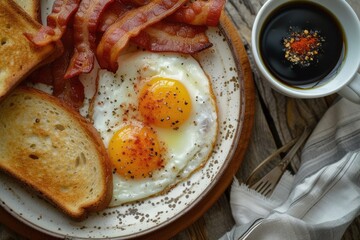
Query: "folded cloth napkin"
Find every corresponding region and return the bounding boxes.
[220,97,360,240]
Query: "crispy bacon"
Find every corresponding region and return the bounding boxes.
[27,67,53,86]
[96,0,188,72]
[98,1,132,32]
[131,21,212,53]
[27,58,85,110]
[27,29,85,110]
[47,48,85,110]
[25,0,80,46]
[168,0,226,26]
[97,1,212,54]
[64,0,115,79]
[50,29,85,109]
[120,0,150,6]
[52,48,72,93]
[54,78,85,109]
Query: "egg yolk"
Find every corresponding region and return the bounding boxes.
[138,77,192,129]
[108,124,165,179]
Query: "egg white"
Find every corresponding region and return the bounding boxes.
[90,51,218,206]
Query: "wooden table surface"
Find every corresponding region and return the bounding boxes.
[1,0,360,239]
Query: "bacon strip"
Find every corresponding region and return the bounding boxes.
[25,0,80,46]
[96,0,188,72]
[98,1,131,32]
[27,29,84,110]
[168,0,226,26]
[27,66,53,86]
[64,0,115,79]
[51,28,85,109]
[27,53,85,110]
[131,21,212,53]
[54,77,85,110]
[119,0,150,7]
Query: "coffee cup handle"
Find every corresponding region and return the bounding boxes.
[338,72,360,104]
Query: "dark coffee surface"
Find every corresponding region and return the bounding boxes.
[260,2,343,85]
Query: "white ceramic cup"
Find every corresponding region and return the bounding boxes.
[251,0,360,103]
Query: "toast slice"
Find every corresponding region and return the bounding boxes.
[0,87,113,220]
[13,0,41,21]
[0,0,60,102]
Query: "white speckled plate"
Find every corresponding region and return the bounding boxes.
[0,1,254,239]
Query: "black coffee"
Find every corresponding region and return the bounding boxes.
[260,1,344,85]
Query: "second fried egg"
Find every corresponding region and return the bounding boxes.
[91,51,218,206]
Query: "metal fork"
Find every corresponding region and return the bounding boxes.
[246,128,311,197]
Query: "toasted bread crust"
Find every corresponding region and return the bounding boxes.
[0,0,59,102]
[13,0,41,21]
[0,87,113,220]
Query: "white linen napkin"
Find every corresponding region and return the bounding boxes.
[220,97,360,240]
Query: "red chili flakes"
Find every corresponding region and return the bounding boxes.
[283,28,324,67]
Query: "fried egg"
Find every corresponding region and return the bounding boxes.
[90,51,218,206]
